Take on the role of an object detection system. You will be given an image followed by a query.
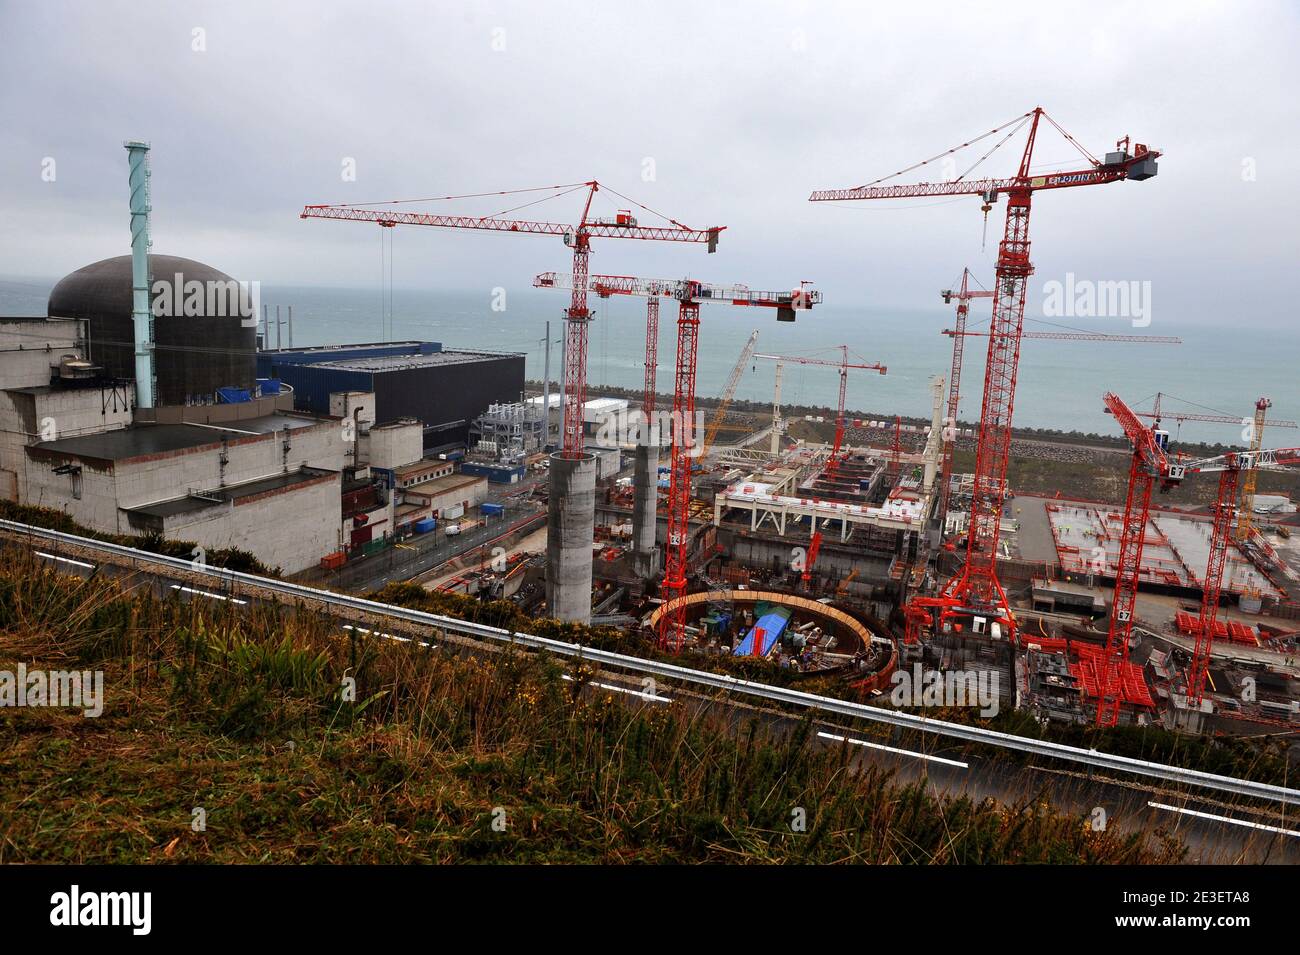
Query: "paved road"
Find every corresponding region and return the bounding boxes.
[311,496,546,594]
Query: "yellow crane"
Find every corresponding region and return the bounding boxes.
[1237,397,1271,541]
[836,566,859,596]
[701,330,759,456]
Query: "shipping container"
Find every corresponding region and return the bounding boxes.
[414,517,437,534]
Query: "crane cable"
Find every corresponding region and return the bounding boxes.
[319,182,594,208]
[851,111,1033,191]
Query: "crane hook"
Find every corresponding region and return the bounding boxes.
[979,189,997,252]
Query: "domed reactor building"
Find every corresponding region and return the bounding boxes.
[0,251,358,575]
[48,254,258,407]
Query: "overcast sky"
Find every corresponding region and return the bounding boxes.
[2,0,1297,325]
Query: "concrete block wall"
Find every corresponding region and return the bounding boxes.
[365,420,423,470]
[0,319,82,389]
[329,391,376,428]
[22,459,122,531]
[166,473,343,574]
[33,386,134,443]
[0,385,134,502]
[106,418,346,512]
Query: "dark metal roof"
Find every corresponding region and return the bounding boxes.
[125,467,335,519]
[310,349,520,373]
[32,425,223,461]
[29,416,319,463]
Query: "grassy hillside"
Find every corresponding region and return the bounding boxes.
[0,552,1183,864]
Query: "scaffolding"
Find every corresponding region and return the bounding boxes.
[469,402,545,460]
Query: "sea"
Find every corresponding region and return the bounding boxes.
[4,275,1294,449]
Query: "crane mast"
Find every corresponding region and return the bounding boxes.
[1236,397,1272,541]
[813,107,1162,641]
[534,271,820,651]
[304,181,723,458]
[753,350,887,468]
[937,270,993,528]
[701,330,761,457]
[770,359,785,455]
[643,298,660,420]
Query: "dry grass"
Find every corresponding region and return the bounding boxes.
[0,550,1185,864]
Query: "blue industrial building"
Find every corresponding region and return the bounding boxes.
[258,341,524,452]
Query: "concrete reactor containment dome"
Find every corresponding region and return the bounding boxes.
[48,254,258,406]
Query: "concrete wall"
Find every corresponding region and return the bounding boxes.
[104,420,347,509]
[546,452,596,623]
[0,384,135,504]
[22,417,349,557]
[365,420,423,470]
[401,475,487,516]
[0,319,83,389]
[586,445,622,480]
[632,440,659,577]
[136,391,294,425]
[158,472,342,574]
[723,529,894,585]
[330,391,376,428]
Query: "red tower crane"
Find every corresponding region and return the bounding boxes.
[1102,395,1299,712]
[801,530,823,589]
[1180,446,1300,703]
[936,270,993,523]
[1092,392,1185,724]
[1102,393,1179,656]
[534,272,821,652]
[813,108,1162,641]
[643,297,660,419]
[1138,392,1296,433]
[752,349,887,472]
[1135,394,1295,550]
[937,272,1180,528]
[302,181,722,457]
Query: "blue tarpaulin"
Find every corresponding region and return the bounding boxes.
[733,607,792,657]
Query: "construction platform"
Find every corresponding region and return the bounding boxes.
[1045,502,1282,599]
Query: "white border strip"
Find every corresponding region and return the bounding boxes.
[1147,801,1300,838]
[819,731,970,769]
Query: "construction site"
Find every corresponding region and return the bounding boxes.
[291,108,1300,741]
[9,110,1297,746]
